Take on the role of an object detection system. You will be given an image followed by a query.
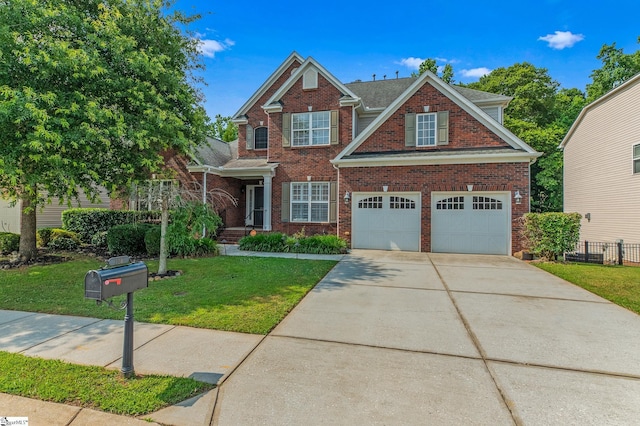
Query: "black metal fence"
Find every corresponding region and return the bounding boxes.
[564,241,640,265]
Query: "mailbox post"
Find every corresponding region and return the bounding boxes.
[85,256,148,377]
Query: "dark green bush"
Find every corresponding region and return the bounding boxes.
[48,237,79,251]
[107,224,148,256]
[193,237,218,256]
[62,208,159,243]
[91,231,108,248]
[36,228,54,248]
[239,233,347,254]
[144,226,162,256]
[0,232,20,253]
[522,212,581,261]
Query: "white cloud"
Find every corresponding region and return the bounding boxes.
[197,38,235,58]
[538,31,584,50]
[398,57,424,70]
[460,67,492,78]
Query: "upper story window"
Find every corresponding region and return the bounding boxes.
[634,144,640,174]
[416,113,437,146]
[292,111,330,146]
[254,127,268,150]
[291,182,329,222]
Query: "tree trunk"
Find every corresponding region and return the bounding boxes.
[157,195,169,275]
[19,191,38,261]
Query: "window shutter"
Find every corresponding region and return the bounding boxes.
[329,182,337,222]
[282,113,291,147]
[405,113,416,147]
[330,110,339,145]
[246,124,254,150]
[281,182,290,222]
[437,111,449,145]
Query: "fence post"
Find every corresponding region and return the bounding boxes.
[617,241,624,266]
[585,241,589,263]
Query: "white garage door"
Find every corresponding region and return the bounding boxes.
[431,192,509,255]
[352,193,421,251]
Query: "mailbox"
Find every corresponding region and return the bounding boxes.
[85,261,148,300]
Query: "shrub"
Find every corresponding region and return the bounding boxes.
[48,237,79,251]
[50,229,81,244]
[107,224,148,256]
[522,212,581,261]
[144,226,162,256]
[167,201,222,256]
[194,237,218,256]
[36,228,55,248]
[292,234,348,254]
[62,208,160,243]
[0,232,20,253]
[238,233,288,252]
[239,232,347,254]
[91,231,109,249]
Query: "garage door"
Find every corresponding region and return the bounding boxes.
[431,192,509,255]
[352,193,421,251]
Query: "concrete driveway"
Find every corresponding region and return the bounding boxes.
[213,250,640,425]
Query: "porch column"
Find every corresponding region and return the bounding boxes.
[262,174,272,231]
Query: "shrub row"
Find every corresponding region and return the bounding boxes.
[106,224,217,257]
[62,208,160,243]
[238,232,347,254]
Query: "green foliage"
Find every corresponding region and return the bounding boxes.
[206,114,239,142]
[144,226,162,256]
[107,224,148,256]
[91,231,108,249]
[239,232,348,254]
[587,37,640,102]
[36,228,55,248]
[62,208,159,242]
[0,232,20,253]
[193,237,218,256]
[416,58,454,83]
[167,201,222,256]
[522,212,581,260]
[48,237,79,251]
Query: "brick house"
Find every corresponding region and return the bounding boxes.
[186,52,540,254]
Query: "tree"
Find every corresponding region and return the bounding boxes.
[0,0,208,260]
[206,114,238,142]
[415,58,454,83]
[586,37,640,102]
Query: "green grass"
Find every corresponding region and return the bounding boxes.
[534,262,640,314]
[0,351,212,416]
[0,256,337,334]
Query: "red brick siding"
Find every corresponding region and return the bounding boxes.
[338,162,530,254]
[355,82,511,154]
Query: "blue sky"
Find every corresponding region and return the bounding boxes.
[174,0,640,119]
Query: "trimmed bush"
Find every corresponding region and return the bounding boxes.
[36,228,55,248]
[522,212,581,261]
[107,224,148,256]
[48,237,79,251]
[91,231,108,249]
[0,232,20,253]
[144,226,162,256]
[62,208,159,243]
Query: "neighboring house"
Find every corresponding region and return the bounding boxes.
[182,52,539,254]
[561,72,640,244]
[0,189,111,234]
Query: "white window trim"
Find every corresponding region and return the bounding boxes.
[292,111,330,147]
[290,182,330,222]
[416,112,437,147]
[633,143,640,174]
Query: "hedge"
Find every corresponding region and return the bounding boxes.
[238,232,347,254]
[62,208,160,242]
[522,212,581,261]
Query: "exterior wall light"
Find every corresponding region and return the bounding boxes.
[344,191,351,205]
[514,190,522,205]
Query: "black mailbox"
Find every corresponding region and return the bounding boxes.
[85,261,148,300]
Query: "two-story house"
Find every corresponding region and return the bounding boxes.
[187,52,540,254]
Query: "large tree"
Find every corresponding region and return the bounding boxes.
[0,0,208,260]
[207,114,238,142]
[586,37,640,102]
[415,58,454,83]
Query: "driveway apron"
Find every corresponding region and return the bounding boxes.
[213,250,640,425]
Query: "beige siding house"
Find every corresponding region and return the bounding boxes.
[0,188,111,234]
[561,73,640,244]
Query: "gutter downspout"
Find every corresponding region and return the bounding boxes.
[202,170,208,237]
[333,163,340,238]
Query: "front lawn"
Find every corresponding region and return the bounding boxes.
[0,351,212,416]
[534,262,640,314]
[0,256,337,334]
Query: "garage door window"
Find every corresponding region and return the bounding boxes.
[358,196,382,209]
[436,196,464,210]
[390,196,416,209]
[472,196,502,210]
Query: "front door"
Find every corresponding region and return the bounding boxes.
[245,185,264,228]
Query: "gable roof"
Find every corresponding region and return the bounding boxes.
[560,72,640,149]
[333,70,538,166]
[262,56,361,111]
[232,51,304,121]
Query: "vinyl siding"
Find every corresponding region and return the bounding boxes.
[0,200,20,234]
[564,80,640,243]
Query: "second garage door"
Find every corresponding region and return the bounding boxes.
[352,193,421,251]
[431,192,510,255]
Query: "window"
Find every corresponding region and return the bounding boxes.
[634,144,640,174]
[358,196,382,209]
[473,196,502,210]
[292,111,330,146]
[417,113,437,146]
[254,127,268,150]
[291,182,329,222]
[436,196,464,210]
[390,196,416,209]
